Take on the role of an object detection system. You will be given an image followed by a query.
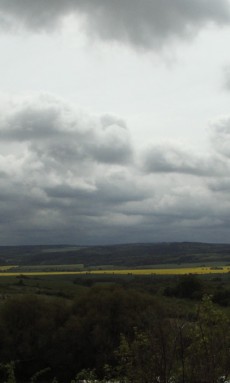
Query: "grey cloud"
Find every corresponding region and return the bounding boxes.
[45,184,96,199]
[77,0,230,48]
[0,0,72,30]
[209,179,230,193]
[89,125,133,165]
[0,170,7,178]
[142,144,226,176]
[45,172,148,211]
[101,115,127,130]
[94,174,149,204]
[0,0,229,48]
[0,96,133,166]
[2,95,230,244]
[208,177,230,194]
[211,117,230,158]
[0,98,87,141]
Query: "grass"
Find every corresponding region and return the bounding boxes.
[15,264,84,272]
[0,266,17,271]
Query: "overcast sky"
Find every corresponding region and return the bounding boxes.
[1,0,230,245]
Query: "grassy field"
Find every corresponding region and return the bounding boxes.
[0,265,230,276]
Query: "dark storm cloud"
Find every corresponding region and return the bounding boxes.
[0,0,229,47]
[45,174,147,205]
[0,95,140,244]
[1,95,230,244]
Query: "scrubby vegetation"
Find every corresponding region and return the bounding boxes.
[0,273,229,382]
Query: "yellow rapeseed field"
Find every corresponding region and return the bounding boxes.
[78,267,230,275]
[0,266,229,276]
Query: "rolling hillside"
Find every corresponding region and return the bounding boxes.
[0,242,230,267]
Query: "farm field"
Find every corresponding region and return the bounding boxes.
[86,266,230,275]
[0,265,17,271]
[0,265,230,276]
[0,256,230,382]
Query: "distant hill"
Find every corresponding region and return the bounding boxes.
[0,242,230,267]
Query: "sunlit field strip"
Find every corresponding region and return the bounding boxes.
[0,266,230,276]
[81,267,230,275]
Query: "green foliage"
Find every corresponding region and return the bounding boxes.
[30,368,51,383]
[0,283,229,383]
[116,317,181,383]
[113,295,230,383]
[185,295,230,383]
[0,362,16,383]
[0,286,160,382]
[213,288,230,306]
[164,274,203,300]
[72,369,97,383]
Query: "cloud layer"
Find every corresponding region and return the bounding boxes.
[0,94,230,244]
[0,0,229,48]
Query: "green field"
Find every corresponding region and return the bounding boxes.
[0,265,17,271]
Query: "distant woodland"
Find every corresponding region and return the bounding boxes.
[1,242,230,266]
